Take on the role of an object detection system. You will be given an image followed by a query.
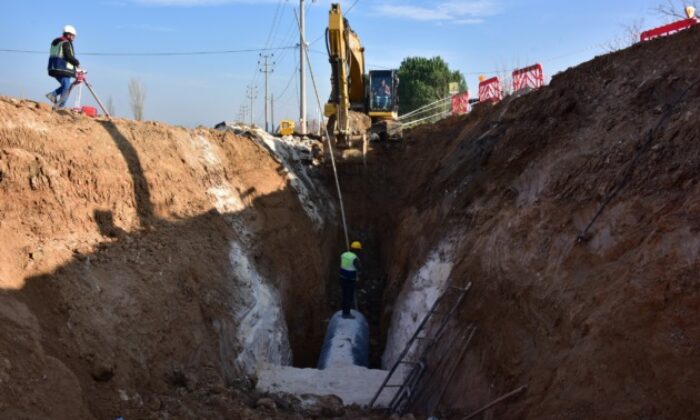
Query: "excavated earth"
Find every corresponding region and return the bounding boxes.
[0,103,355,419]
[1,23,699,420]
[346,25,700,419]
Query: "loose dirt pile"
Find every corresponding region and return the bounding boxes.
[359,26,700,419]
[0,100,339,419]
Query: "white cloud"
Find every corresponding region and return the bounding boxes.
[452,18,485,25]
[373,0,497,24]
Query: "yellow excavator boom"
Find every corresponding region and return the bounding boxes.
[324,3,402,146]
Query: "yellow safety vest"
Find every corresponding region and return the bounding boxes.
[340,251,358,272]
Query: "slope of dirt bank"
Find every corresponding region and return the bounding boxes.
[360,27,700,418]
[0,98,336,419]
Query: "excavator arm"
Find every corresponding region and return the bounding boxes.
[324,3,402,149]
[325,3,371,145]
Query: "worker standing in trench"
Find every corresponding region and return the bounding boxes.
[339,241,363,319]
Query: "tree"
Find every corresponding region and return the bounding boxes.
[654,0,698,20]
[602,19,645,52]
[106,96,116,116]
[397,56,467,115]
[128,79,146,121]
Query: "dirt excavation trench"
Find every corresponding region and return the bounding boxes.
[1,26,700,420]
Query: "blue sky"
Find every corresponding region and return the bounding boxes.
[0,0,677,127]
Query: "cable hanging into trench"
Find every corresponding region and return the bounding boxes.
[295,10,351,250]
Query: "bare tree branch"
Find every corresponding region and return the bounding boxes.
[654,0,699,21]
[602,19,645,52]
[106,96,116,116]
[128,79,146,121]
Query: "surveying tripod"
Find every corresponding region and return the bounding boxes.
[61,69,112,120]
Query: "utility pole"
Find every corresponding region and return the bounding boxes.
[238,105,249,123]
[246,85,258,127]
[271,94,275,134]
[299,0,307,135]
[259,53,274,132]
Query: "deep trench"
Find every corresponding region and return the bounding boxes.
[287,145,403,369]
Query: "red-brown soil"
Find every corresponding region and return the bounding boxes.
[362,26,700,419]
[0,100,337,419]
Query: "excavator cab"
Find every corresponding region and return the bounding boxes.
[368,70,399,115]
[368,70,402,142]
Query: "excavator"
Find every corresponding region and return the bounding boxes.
[324,3,402,150]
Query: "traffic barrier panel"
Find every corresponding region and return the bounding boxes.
[512,64,544,93]
[451,91,470,115]
[640,18,698,42]
[479,77,502,103]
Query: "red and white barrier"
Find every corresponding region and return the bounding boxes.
[451,91,470,115]
[478,77,502,104]
[512,64,544,93]
[640,18,698,42]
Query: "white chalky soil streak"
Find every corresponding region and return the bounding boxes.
[229,241,293,374]
[186,131,293,375]
[382,237,459,369]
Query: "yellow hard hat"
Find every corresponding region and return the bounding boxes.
[350,241,363,250]
[479,75,487,83]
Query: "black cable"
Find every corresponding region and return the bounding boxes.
[576,78,700,243]
[346,0,360,14]
[0,46,297,57]
[277,61,299,100]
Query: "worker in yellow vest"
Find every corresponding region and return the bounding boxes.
[339,241,363,319]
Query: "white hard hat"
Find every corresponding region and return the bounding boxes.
[63,25,77,36]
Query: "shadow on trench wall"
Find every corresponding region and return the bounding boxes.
[1,127,332,418]
[97,121,154,228]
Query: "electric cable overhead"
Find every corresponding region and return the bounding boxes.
[245,0,286,124]
[271,5,299,67]
[277,61,300,101]
[346,0,360,14]
[0,46,296,57]
[262,0,286,52]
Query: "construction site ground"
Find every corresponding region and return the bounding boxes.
[1,25,700,420]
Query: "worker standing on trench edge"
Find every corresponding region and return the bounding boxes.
[339,241,363,319]
[46,25,80,110]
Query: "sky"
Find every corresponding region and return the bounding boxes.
[0,0,680,128]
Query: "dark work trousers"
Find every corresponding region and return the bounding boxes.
[340,277,355,316]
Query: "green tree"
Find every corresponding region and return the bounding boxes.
[397,56,467,115]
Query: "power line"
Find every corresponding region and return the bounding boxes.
[262,0,285,52]
[0,46,296,57]
[272,4,302,68]
[309,33,325,46]
[248,3,280,98]
[346,0,360,14]
[277,61,300,101]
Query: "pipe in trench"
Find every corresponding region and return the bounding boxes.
[317,310,370,369]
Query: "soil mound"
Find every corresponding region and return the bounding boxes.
[370,26,700,419]
[0,99,335,419]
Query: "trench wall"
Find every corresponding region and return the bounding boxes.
[373,27,700,419]
[0,98,336,418]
